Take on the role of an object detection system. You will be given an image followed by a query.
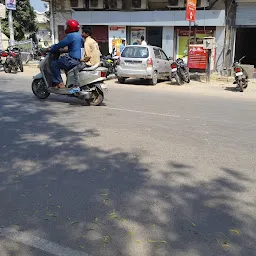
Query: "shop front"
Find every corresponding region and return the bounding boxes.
[175,27,215,65]
[126,27,163,48]
[235,2,256,67]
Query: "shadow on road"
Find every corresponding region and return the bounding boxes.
[0,90,255,256]
[224,86,241,92]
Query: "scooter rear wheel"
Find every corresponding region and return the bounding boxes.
[90,90,104,106]
[32,79,50,99]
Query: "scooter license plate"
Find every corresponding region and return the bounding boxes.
[236,72,243,76]
[172,68,177,72]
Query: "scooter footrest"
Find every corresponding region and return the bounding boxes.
[48,88,74,95]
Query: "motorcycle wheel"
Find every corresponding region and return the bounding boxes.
[181,68,190,83]
[243,80,248,89]
[4,63,11,73]
[32,79,50,99]
[184,70,190,83]
[175,73,183,85]
[20,61,24,72]
[238,80,244,92]
[90,90,104,106]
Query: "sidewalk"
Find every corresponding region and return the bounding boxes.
[106,73,256,100]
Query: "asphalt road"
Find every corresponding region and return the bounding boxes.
[0,74,255,256]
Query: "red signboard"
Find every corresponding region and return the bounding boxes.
[188,45,207,69]
[186,0,197,22]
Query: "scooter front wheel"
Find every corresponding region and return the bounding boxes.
[32,79,50,99]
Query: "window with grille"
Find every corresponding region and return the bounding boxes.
[132,0,141,8]
[70,0,78,7]
[90,0,99,7]
[168,0,179,6]
[109,0,117,8]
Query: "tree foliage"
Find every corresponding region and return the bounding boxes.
[1,0,38,41]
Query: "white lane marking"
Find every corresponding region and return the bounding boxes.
[103,106,181,118]
[0,228,92,256]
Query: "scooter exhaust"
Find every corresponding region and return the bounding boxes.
[77,90,91,99]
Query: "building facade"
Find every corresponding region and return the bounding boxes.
[235,0,256,68]
[44,0,226,71]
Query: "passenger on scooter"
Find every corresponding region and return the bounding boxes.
[49,19,83,90]
[81,26,101,67]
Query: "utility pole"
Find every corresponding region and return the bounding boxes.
[49,0,55,45]
[8,9,14,46]
[5,0,16,46]
[0,3,6,50]
[0,18,2,50]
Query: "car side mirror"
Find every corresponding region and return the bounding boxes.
[168,57,173,60]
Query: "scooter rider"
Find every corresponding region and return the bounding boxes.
[49,19,83,90]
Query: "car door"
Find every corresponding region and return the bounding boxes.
[153,48,164,77]
[160,49,171,77]
[153,48,161,74]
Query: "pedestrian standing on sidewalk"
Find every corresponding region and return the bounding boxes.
[141,36,147,46]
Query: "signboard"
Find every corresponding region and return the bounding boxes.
[186,0,196,22]
[5,0,16,10]
[108,26,126,56]
[188,44,216,70]
[0,3,6,18]
[188,45,207,69]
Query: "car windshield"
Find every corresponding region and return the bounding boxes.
[121,47,149,58]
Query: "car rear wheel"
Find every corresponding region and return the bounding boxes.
[149,71,158,85]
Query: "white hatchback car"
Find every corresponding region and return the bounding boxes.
[116,45,172,85]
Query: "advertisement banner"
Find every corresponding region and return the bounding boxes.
[186,0,196,22]
[108,26,126,56]
[130,27,146,45]
[5,0,16,10]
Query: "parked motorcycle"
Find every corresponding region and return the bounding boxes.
[4,47,24,73]
[0,50,8,69]
[100,48,118,78]
[32,52,108,106]
[171,56,190,85]
[232,56,248,92]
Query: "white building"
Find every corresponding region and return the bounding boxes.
[44,0,226,70]
[35,9,51,47]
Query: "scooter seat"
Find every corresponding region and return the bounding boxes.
[67,63,100,75]
[81,63,100,71]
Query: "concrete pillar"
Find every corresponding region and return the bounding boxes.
[162,26,174,59]
[215,26,225,72]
